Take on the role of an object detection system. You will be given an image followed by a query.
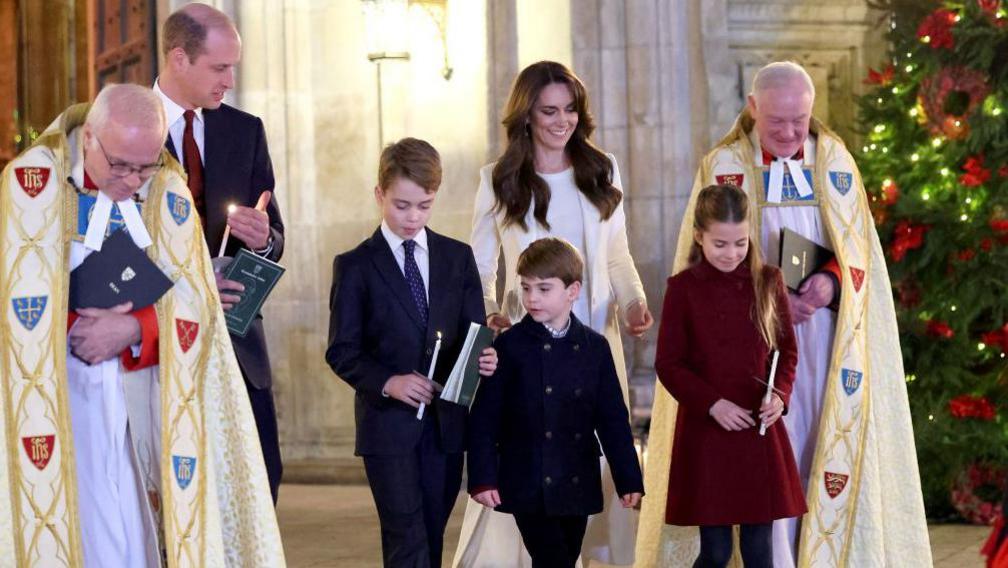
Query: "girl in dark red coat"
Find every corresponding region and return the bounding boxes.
[655,184,805,567]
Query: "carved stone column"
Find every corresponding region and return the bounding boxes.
[572,0,730,422]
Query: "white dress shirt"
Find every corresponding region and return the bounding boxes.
[380,221,430,301]
[154,79,204,167]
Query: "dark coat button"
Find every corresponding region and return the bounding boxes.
[572,476,579,484]
[545,431,552,440]
[574,388,582,397]
[426,348,432,355]
[543,344,551,351]
[573,344,580,351]
[545,476,552,485]
[545,385,553,394]
[574,433,582,441]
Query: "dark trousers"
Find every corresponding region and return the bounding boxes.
[693,523,772,568]
[244,379,283,504]
[513,512,588,568]
[362,414,463,568]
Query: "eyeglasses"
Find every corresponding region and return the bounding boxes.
[93,134,163,178]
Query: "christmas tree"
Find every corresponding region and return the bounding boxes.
[857,0,1008,521]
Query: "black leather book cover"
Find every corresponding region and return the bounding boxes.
[69,229,173,310]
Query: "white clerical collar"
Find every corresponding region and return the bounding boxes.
[154,79,203,128]
[380,221,428,254]
[70,128,153,252]
[752,132,816,203]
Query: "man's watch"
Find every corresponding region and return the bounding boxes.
[253,234,274,256]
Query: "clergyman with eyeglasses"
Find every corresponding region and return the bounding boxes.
[0,83,283,566]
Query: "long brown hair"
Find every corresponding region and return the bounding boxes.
[688,184,779,349]
[491,61,621,230]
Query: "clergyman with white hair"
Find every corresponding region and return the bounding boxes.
[634,61,931,567]
[0,83,284,567]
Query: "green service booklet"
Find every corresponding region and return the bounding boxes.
[221,249,285,337]
[440,323,494,408]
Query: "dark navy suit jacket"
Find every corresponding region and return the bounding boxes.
[326,227,486,455]
[167,103,284,390]
[467,314,644,516]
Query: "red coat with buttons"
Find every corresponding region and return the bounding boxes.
[656,258,806,525]
[467,314,644,516]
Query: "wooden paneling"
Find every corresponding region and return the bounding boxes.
[94,0,156,88]
[0,0,18,167]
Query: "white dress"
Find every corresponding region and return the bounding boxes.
[455,158,646,567]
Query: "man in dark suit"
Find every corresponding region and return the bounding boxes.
[155,3,284,502]
[326,138,497,567]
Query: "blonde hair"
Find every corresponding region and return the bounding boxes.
[85,83,167,139]
[689,184,780,349]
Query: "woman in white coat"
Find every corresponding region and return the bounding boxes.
[452,60,653,567]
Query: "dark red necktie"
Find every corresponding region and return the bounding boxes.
[182,110,205,218]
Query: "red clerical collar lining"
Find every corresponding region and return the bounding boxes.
[761,146,804,166]
[83,171,98,190]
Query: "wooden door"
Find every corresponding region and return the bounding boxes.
[94,0,157,88]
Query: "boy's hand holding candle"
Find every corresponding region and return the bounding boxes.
[382,371,438,408]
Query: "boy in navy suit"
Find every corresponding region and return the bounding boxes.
[467,237,644,568]
[326,138,497,567]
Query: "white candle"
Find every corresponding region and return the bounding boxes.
[759,349,780,436]
[416,331,442,420]
[218,203,238,258]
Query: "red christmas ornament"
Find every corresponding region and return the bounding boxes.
[948,395,997,420]
[957,248,977,261]
[981,237,995,251]
[898,280,922,308]
[882,180,900,205]
[865,65,895,86]
[991,219,1008,234]
[926,319,955,339]
[999,164,1008,178]
[979,0,1001,14]
[951,463,1006,525]
[981,324,1008,352]
[889,220,931,262]
[917,9,958,49]
[960,155,992,187]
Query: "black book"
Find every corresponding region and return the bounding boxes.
[778,228,834,292]
[69,228,173,310]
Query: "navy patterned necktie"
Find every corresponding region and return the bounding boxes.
[402,240,429,324]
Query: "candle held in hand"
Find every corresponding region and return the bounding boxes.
[417,331,442,420]
[218,203,238,258]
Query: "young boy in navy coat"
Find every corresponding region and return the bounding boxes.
[467,237,644,568]
[326,138,498,568]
